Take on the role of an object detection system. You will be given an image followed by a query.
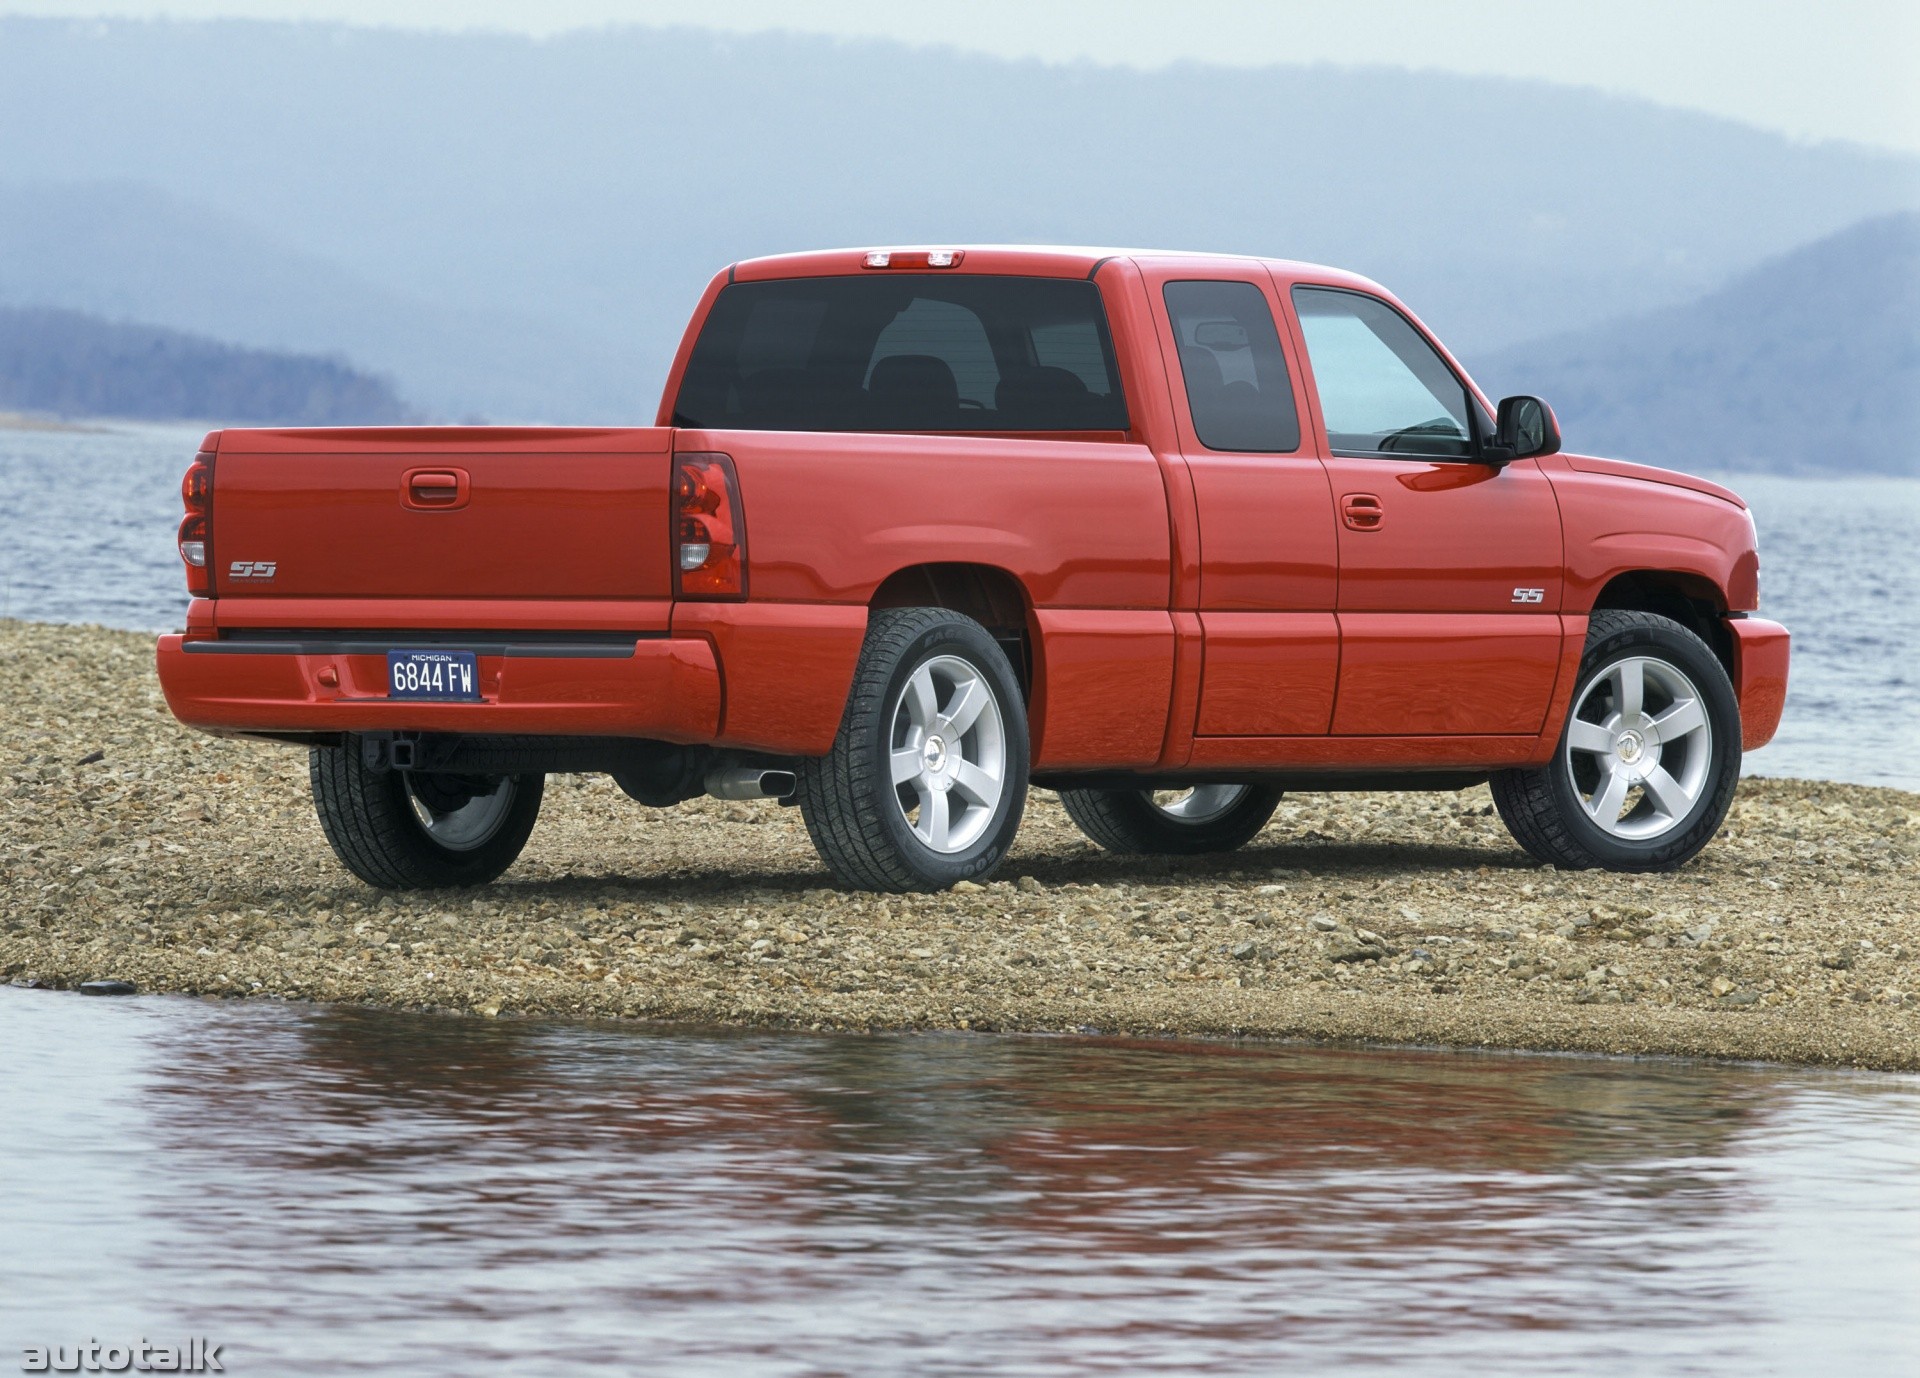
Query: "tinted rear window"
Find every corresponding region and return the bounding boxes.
[673,276,1129,432]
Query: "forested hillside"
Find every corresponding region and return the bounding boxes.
[1476,214,1919,475]
[0,308,412,425]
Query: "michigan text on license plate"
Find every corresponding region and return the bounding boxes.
[387,650,480,701]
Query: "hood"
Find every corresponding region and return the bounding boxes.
[1560,454,1746,509]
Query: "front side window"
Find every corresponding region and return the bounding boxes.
[673,275,1128,432]
[1291,287,1475,458]
[1162,280,1301,453]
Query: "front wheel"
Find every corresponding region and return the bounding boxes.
[309,742,544,888]
[1058,784,1284,855]
[797,607,1029,891]
[1491,609,1740,871]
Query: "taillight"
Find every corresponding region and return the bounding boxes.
[179,448,214,596]
[673,452,746,599]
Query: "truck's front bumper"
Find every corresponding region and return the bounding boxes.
[155,634,723,743]
[1728,616,1790,752]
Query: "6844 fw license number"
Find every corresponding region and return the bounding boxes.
[386,650,481,701]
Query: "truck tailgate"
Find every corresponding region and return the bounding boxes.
[208,427,674,618]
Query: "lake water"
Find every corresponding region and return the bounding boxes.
[3,987,1917,1377]
[0,421,1913,790]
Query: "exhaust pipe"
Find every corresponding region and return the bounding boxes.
[704,767,798,801]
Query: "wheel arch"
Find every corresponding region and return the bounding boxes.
[868,562,1038,699]
[1589,569,1734,679]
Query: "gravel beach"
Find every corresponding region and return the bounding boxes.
[4,620,1916,1069]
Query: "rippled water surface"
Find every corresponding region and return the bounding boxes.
[1730,473,1919,792]
[0,424,1913,789]
[0,423,210,633]
[3,989,1917,1376]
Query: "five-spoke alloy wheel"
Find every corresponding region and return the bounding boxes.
[1059,782,1284,856]
[887,653,1010,856]
[1562,654,1713,841]
[798,607,1029,891]
[1492,610,1741,871]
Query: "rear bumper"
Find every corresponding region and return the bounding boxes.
[155,602,870,754]
[156,634,723,743]
[1728,616,1790,751]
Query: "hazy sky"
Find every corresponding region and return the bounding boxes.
[4,0,1918,154]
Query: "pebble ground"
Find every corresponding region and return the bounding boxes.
[5,621,1916,1070]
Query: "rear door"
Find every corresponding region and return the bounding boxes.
[1146,265,1341,738]
[1284,283,1563,736]
[210,427,675,626]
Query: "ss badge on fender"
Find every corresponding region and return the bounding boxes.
[1511,587,1545,604]
[229,560,278,580]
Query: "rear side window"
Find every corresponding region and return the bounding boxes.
[674,276,1129,432]
[1163,280,1301,453]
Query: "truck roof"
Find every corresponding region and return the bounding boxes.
[729,245,1385,293]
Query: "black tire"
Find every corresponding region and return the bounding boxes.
[1491,610,1741,872]
[1058,784,1284,855]
[797,607,1029,892]
[309,741,544,889]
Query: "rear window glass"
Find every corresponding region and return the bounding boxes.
[1162,280,1301,453]
[673,275,1129,432]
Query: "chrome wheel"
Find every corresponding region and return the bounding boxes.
[1563,655,1713,841]
[404,775,518,852]
[1144,785,1249,824]
[887,654,1007,854]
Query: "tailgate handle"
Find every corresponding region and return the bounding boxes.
[403,468,470,510]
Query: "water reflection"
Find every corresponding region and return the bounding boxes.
[4,992,1916,1376]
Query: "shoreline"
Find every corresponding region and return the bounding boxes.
[9,962,1915,1075]
[0,412,108,433]
[3,620,1916,1071]
[8,983,1917,1087]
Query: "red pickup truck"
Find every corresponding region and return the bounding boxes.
[156,246,1790,892]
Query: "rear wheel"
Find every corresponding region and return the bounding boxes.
[309,741,544,888]
[797,607,1029,891]
[1058,783,1284,855]
[1491,609,1740,871]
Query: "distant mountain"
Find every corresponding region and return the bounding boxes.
[0,18,1914,421]
[0,182,635,423]
[1475,214,1920,475]
[0,306,412,424]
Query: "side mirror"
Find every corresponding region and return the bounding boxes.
[1484,395,1561,465]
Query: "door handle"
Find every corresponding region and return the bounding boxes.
[402,468,470,510]
[1341,493,1384,530]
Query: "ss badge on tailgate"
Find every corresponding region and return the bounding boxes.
[1511,587,1545,604]
[229,560,278,580]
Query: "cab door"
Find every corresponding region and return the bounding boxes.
[1145,266,1340,738]
[1283,282,1563,736]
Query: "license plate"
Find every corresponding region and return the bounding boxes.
[387,650,480,701]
